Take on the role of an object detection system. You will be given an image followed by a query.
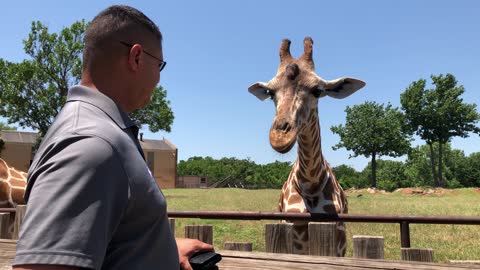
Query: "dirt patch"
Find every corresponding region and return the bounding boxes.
[394,187,453,196]
[346,187,460,196]
[345,187,387,194]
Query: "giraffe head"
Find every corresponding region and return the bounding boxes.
[248,37,365,153]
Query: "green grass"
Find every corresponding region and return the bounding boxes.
[163,188,480,262]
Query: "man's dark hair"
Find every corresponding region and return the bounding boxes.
[83,5,162,69]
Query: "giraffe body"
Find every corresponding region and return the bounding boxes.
[0,158,27,208]
[248,37,364,256]
[0,158,27,238]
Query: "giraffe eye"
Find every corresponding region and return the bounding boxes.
[266,89,275,99]
[312,89,323,98]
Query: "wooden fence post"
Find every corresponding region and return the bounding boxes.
[401,248,434,262]
[13,205,27,240]
[223,242,253,251]
[265,223,293,254]
[353,235,384,259]
[169,218,175,236]
[308,222,336,256]
[185,225,213,245]
[0,213,10,239]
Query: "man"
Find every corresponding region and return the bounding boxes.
[13,5,212,270]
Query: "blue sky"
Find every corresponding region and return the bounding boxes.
[1,1,479,171]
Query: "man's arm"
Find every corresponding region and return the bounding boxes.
[13,137,129,269]
[176,238,214,270]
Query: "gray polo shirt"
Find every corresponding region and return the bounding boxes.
[13,85,179,270]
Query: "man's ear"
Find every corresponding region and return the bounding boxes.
[128,44,143,71]
[319,77,366,99]
[248,82,271,101]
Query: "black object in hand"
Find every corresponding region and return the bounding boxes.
[189,251,222,270]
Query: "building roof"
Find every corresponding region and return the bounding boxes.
[140,138,176,151]
[0,130,38,144]
[0,130,176,152]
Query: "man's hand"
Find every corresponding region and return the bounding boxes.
[176,238,214,270]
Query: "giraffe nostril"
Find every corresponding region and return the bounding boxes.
[276,121,292,133]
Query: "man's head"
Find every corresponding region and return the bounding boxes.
[82,5,165,112]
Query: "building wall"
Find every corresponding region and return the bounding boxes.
[177,175,208,188]
[1,137,178,189]
[144,149,177,189]
[0,143,32,172]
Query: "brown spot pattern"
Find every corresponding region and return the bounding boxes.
[0,182,10,202]
[0,158,28,207]
[0,160,8,179]
[11,188,26,205]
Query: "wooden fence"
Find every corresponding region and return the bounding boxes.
[2,207,480,265]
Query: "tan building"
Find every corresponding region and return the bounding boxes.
[0,130,177,189]
[0,130,37,172]
[139,134,177,189]
[176,175,209,188]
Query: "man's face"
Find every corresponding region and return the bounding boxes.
[137,44,164,109]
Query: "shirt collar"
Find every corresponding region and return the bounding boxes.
[66,85,138,130]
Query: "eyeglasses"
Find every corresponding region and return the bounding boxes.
[120,41,167,72]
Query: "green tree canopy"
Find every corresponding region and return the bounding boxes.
[331,101,412,187]
[461,152,480,187]
[405,142,473,188]
[0,122,16,131]
[177,156,291,189]
[0,20,174,138]
[400,73,480,187]
[332,164,366,189]
[0,121,17,155]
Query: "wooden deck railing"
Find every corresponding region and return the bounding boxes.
[2,208,480,248]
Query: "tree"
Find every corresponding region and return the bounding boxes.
[405,142,472,188]
[400,74,480,187]
[331,101,412,188]
[462,152,480,187]
[177,156,291,189]
[130,85,174,132]
[332,164,366,189]
[362,160,408,191]
[0,121,17,156]
[0,122,16,131]
[404,145,435,187]
[0,20,174,138]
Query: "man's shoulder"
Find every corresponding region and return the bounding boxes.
[34,134,119,167]
[48,100,127,144]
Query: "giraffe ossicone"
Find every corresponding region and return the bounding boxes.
[248,37,365,256]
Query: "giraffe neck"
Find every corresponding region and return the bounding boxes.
[279,111,348,257]
[294,108,327,194]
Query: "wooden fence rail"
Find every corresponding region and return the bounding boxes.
[1,208,479,250]
[2,206,480,265]
[165,210,480,248]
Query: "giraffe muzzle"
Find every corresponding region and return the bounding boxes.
[270,121,297,154]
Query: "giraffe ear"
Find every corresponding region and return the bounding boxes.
[248,82,271,101]
[319,77,366,99]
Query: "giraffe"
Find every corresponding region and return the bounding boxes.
[248,37,365,256]
[0,158,27,208]
[0,158,27,238]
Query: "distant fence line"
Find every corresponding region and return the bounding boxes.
[2,208,479,248]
